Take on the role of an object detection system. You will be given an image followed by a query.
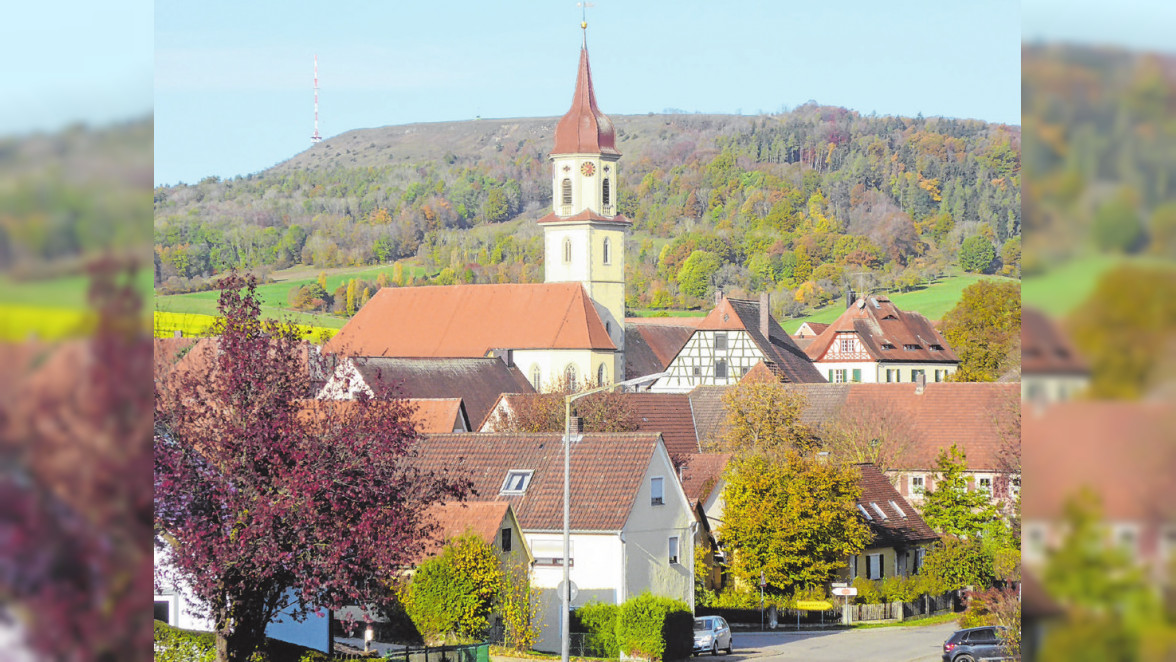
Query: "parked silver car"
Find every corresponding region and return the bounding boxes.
[692,616,733,656]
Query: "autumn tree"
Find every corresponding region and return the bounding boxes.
[486,375,637,435]
[714,379,814,456]
[677,250,721,299]
[939,279,1021,382]
[959,235,996,273]
[719,452,871,595]
[154,274,468,662]
[1092,190,1145,254]
[399,533,504,643]
[818,398,919,474]
[920,444,999,538]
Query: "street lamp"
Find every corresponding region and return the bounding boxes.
[561,370,668,662]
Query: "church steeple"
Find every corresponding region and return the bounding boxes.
[552,44,619,157]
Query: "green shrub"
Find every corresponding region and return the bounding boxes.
[707,588,761,609]
[851,577,884,604]
[399,534,503,643]
[616,592,692,661]
[879,576,923,603]
[154,620,216,662]
[575,602,620,658]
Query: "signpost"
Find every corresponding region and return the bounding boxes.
[832,586,858,625]
[759,571,766,631]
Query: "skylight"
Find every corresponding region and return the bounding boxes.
[889,500,906,518]
[870,503,888,520]
[501,470,534,494]
[857,504,873,521]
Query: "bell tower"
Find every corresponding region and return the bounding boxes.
[538,32,630,379]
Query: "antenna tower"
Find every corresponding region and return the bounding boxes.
[311,55,322,143]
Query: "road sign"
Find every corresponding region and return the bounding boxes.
[795,601,833,611]
[759,571,766,587]
[831,587,858,597]
[831,582,848,588]
[557,580,579,601]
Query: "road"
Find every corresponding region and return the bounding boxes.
[711,624,956,662]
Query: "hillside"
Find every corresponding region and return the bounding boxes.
[154,104,1020,324]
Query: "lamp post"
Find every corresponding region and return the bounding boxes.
[561,370,668,662]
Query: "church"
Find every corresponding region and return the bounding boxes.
[324,38,632,390]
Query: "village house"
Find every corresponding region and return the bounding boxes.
[1021,306,1089,405]
[804,295,959,384]
[413,432,695,652]
[840,464,939,582]
[647,293,824,392]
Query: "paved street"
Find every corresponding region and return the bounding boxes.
[704,624,956,662]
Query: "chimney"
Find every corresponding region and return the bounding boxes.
[915,371,927,394]
[845,289,856,309]
[759,292,771,339]
[714,290,724,307]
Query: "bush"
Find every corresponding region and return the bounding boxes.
[959,236,996,273]
[574,602,620,658]
[919,537,995,592]
[399,534,503,643]
[851,577,884,604]
[616,592,693,662]
[154,620,215,662]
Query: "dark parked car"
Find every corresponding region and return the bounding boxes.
[942,626,1013,661]
[692,616,732,656]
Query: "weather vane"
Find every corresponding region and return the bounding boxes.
[577,1,594,30]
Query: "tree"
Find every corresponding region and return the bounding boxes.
[486,376,637,436]
[715,379,814,456]
[345,278,358,316]
[1092,191,1145,253]
[676,250,721,298]
[920,445,999,538]
[483,188,511,224]
[719,452,871,594]
[939,279,1021,382]
[154,274,468,662]
[399,534,504,643]
[999,236,1021,277]
[958,235,996,273]
[1149,202,1176,257]
[917,536,995,591]
[819,398,919,474]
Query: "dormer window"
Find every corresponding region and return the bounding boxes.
[561,178,573,205]
[881,343,896,350]
[929,344,945,351]
[903,344,921,351]
[501,470,534,494]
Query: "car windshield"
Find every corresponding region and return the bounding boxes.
[693,619,712,631]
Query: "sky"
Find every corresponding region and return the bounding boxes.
[154,1,1025,187]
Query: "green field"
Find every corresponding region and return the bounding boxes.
[1021,254,1176,318]
[780,274,1019,334]
[0,270,155,309]
[154,262,435,329]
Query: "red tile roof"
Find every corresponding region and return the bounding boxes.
[678,453,731,505]
[408,398,466,433]
[344,356,535,430]
[624,323,695,379]
[854,464,939,547]
[1022,401,1176,521]
[697,296,825,384]
[418,501,512,560]
[805,297,958,364]
[1021,307,1088,375]
[795,322,829,338]
[415,432,664,532]
[551,45,619,157]
[324,283,615,357]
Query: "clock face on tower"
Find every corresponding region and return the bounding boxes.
[580,162,596,177]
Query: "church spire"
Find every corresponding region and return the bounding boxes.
[551,41,619,156]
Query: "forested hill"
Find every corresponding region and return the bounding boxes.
[154,104,1021,318]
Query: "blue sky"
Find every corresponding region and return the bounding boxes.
[154,1,1024,187]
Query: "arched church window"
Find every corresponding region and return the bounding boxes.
[602,178,611,206]
[597,363,607,387]
[563,238,573,264]
[565,364,578,387]
[561,178,573,205]
[531,365,542,390]
[603,237,611,265]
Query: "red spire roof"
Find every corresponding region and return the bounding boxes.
[552,44,619,156]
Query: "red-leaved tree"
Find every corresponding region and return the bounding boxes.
[154,274,468,662]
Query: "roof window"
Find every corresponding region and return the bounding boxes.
[929,344,945,351]
[889,500,906,518]
[857,504,873,521]
[881,343,896,350]
[903,344,921,351]
[870,503,888,520]
[501,470,534,494]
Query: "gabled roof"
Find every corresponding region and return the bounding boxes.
[537,209,632,225]
[678,453,731,506]
[854,463,938,548]
[1022,401,1176,522]
[696,296,825,384]
[1021,307,1088,375]
[805,297,958,364]
[795,322,829,338]
[418,501,514,561]
[551,44,619,156]
[624,321,698,379]
[324,283,616,358]
[415,432,666,532]
[344,356,535,429]
[408,398,468,433]
[686,386,728,449]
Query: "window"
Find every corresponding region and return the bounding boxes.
[857,504,873,521]
[530,365,541,390]
[714,333,728,352]
[565,364,577,386]
[870,502,888,520]
[1010,477,1021,499]
[903,344,922,351]
[597,363,606,387]
[866,553,884,580]
[910,475,924,494]
[885,368,894,383]
[1026,524,1046,557]
[934,369,943,382]
[832,369,847,383]
[693,366,701,377]
[849,555,858,578]
[501,528,512,552]
[881,343,896,350]
[911,369,925,382]
[603,237,611,265]
[851,368,862,382]
[668,536,680,564]
[501,470,534,494]
[715,360,728,380]
[651,476,665,505]
[915,547,926,573]
[889,500,906,518]
[603,178,611,206]
[839,336,855,353]
[1115,525,1139,554]
[561,178,572,205]
[154,601,171,624]
[978,477,992,493]
[532,539,573,567]
[563,237,573,264]
[929,344,945,351]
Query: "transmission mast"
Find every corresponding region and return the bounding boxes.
[311,54,323,143]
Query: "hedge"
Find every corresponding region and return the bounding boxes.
[615,593,692,662]
[573,602,620,658]
[153,620,334,662]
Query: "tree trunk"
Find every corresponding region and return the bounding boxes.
[215,605,271,662]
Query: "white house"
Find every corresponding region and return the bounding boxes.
[415,432,696,652]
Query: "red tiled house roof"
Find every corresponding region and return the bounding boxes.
[697,296,826,384]
[415,433,666,532]
[407,398,468,433]
[854,463,939,548]
[805,296,958,364]
[324,283,615,358]
[417,501,513,560]
[342,356,535,430]
[1021,307,1088,375]
[624,322,695,379]
[678,453,731,506]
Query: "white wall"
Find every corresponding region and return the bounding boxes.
[525,532,623,652]
[154,547,215,631]
[622,444,695,610]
